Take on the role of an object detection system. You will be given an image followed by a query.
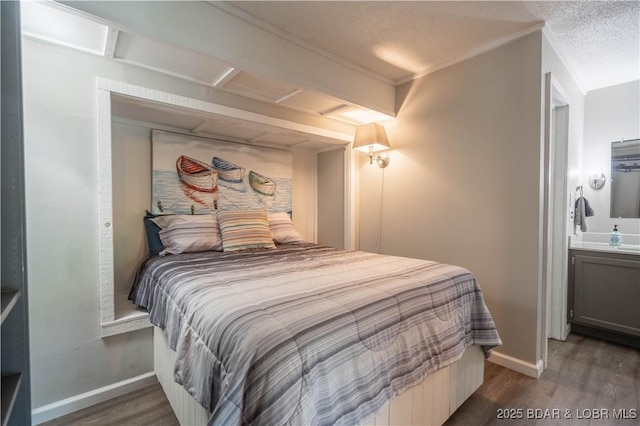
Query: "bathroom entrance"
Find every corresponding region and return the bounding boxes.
[542,73,571,369]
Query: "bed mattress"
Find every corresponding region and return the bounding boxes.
[129,243,501,425]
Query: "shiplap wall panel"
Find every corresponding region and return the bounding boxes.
[410,377,424,422]
[154,330,210,425]
[449,344,484,414]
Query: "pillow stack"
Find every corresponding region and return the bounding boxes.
[143,209,305,255]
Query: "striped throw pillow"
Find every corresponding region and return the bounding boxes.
[268,212,304,244]
[150,214,222,255]
[217,209,276,252]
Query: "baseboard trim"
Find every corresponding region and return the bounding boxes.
[563,323,572,340]
[32,372,157,425]
[488,351,543,379]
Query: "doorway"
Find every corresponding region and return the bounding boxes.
[542,73,571,369]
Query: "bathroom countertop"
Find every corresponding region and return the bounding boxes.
[569,240,640,256]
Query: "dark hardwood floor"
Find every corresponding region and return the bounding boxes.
[41,334,639,425]
[40,382,179,426]
[446,334,640,426]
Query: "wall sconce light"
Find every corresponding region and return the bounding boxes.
[352,123,391,168]
[588,169,606,190]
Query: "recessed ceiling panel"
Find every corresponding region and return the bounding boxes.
[223,71,300,103]
[112,98,204,130]
[279,90,346,115]
[111,94,350,151]
[254,132,312,146]
[194,121,267,142]
[114,32,233,85]
[296,140,345,151]
[21,1,109,55]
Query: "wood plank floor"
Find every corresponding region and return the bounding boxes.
[445,334,640,426]
[41,334,639,425]
[40,382,179,426]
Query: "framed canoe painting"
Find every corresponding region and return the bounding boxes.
[151,130,292,215]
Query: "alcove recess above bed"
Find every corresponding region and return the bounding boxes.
[98,78,355,336]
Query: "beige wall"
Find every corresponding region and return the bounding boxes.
[358,32,543,365]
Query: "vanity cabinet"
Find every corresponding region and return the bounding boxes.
[568,249,640,346]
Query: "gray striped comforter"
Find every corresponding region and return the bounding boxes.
[130,243,501,426]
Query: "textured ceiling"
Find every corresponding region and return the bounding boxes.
[225,1,640,91]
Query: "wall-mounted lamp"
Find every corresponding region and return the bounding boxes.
[588,170,606,190]
[352,122,391,168]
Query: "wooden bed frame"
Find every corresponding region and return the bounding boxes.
[154,328,485,425]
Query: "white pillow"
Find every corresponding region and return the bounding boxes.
[150,214,222,255]
[268,212,304,244]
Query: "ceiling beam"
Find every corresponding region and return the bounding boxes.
[59,1,397,117]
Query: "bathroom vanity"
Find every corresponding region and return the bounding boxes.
[568,233,640,347]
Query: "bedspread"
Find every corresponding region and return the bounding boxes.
[130,243,501,426]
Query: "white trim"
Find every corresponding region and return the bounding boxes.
[101,314,151,337]
[97,77,353,143]
[563,323,571,341]
[104,27,119,59]
[488,351,544,379]
[544,74,571,360]
[31,372,157,425]
[397,23,546,85]
[344,145,356,250]
[540,72,553,370]
[97,85,114,326]
[213,67,240,88]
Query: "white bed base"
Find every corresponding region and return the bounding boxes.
[154,328,484,426]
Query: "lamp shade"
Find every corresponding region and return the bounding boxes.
[352,123,391,153]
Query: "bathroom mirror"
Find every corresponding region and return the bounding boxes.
[610,138,640,218]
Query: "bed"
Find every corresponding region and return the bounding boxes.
[130,238,501,425]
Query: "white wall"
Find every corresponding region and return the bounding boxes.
[22,37,331,409]
[583,80,640,234]
[359,32,543,366]
[23,39,154,409]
